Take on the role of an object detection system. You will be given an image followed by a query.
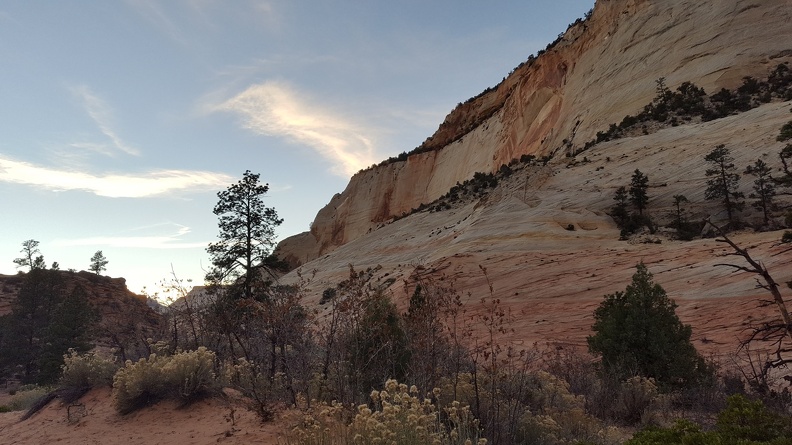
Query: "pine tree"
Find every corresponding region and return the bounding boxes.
[13,239,44,271]
[704,145,744,228]
[629,169,650,215]
[0,269,63,382]
[89,250,108,275]
[37,284,98,383]
[777,121,792,185]
[744,159,776,225]
[588,263,708,387]
[612,186,629,227]
[207,170,283,300]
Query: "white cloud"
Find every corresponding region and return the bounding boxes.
[0,156,232,198]
[71,85,140,156]
[217,81,379,177]
[53,223,207,249]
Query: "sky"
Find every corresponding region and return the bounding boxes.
[0,0,595,301]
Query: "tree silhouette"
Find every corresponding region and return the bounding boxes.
[13,239,44,271]
[206,170,283,300]
[89,250,108,275]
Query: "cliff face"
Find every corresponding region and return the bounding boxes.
[277,0,792,267]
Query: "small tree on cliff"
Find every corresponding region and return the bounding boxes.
[13,239,45,271]
[629,169,650,216]
[776,121,792,185]
[744,158,776,226]
[89,250,108,275]
[612,186,630,228]
[587,263,709,387]
[705,145,744,228]
[206,170,283,299]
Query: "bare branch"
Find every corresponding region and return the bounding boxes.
[705,219,792,341]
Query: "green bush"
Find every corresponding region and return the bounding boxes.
[626,395,792,444]
[626,419,717,445]
[587,263,710,388]
[112,346,218,414]
[716,394,792,442]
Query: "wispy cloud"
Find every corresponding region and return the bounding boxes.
[71,85,140,156]
[124,0,189,45]
[217,81,378,176]
[126,0,280,45]
[0,156,232,198]
[53,223,207,249]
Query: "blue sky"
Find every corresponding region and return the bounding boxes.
[0,0,594,299]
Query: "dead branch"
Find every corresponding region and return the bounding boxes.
[706,219,792,340]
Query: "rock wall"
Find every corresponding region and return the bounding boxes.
[276,0,792,267]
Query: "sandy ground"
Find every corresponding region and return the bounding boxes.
[0,388,288,445]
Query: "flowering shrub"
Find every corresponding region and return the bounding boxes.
[160,347,216,402]
[112,346,218,414]
[288,379,486,445]
[59,349,118,390]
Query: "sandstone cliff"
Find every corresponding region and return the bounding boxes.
[272,0,792,355]
[277,0,792,266]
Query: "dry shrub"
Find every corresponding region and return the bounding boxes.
[515,372,619,445]
[8,385,51,411]
[224,357,283,420]
[60,349,118,390]
[615,377,661,426]
[112,346,218,414]
[287,379,486,445]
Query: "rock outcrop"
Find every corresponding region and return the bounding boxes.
[273,0,792,355]
[0,271,164,360]
[277,0,792,266]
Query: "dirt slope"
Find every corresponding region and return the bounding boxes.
[0,388,284,445]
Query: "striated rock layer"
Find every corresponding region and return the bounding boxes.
[273,0,792,357]
[277,0,792,266]
[280,101,792,356]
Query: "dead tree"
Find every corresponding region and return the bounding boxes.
[705,219,792,392]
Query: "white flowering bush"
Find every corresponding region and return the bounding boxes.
[112,346,218,414]
[287,379,487,445]
[59,349,118,390]
[160,347,216,402]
